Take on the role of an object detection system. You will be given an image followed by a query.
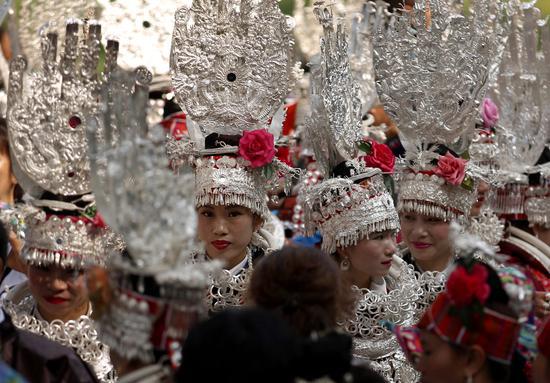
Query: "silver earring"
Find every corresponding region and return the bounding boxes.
[340,258,350,271]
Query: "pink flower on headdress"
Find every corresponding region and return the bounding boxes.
[238,130,276,168]
[447,264,490,308]
[362,139,395,174]
[434,153,467,186]
[481,98,499,128]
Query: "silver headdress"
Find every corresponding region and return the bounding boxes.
[486,3,550,217]
[7,20,118,197]
[167,0,300,223]
[87,68,219,364]
[7,0,91,72]
[300,3,399,254]
[349,1,396,116]
[373,0,511,221]
[6,20,119,268]
[293,0,362,63]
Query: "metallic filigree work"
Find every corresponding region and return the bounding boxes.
[300,3,399,254]
[302,174,399,254]
[9,0,90,70]
[306,4,362,176]
[7,20,119,196]
[342,257,422,383]
[397,172,477,221]
[170,0,297,135]
[4,290,116,383]
[191,247,254,313]
[87,67,216,364]
[23,213,108,268]
[373,0,505,148]
[349,1,395,114]
[88,68,197,270]
[467,208,505,250]
[490,3,549,177]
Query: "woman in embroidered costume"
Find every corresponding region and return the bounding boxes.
[299,6,421,382]
[389,236,535,383]
[165,0,299,312]
[372,0,511,315]
[2,20,119,382]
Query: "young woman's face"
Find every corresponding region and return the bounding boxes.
[400,212,452,271]
[197,204,261,269]
[417,330,469,383]
[27,264,89,322]
[340,230,397,281]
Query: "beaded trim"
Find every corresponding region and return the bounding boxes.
[4,290,116,382]
[301,174,400,254]
[23,214,108,268]
[525,187,550,228]
[397,172,477,221]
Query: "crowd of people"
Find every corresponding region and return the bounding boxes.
[0,0,547,382]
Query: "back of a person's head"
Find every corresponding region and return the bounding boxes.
[177,307,358,383]
[177,308,298,383]
[248,246,354,336]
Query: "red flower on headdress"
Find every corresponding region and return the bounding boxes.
[447,264,490,308]
[434,153,467,186]
[360,139,395,174]
[91,212,107,229]
[238,130,276,168]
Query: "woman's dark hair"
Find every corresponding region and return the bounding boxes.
[176,308,364,383]
[248,246,354,337]
[0,118,23,202]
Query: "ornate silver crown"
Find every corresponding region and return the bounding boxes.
[170,0,297,136]
[8,0,91,70]
[23,212,109,268]
[486,3,549,216]
[349,1,396,115]
[300,3,399,254]
[306,4,362,177]
[490,3,549,179]
[88,67,199,271]
[7,20,119,197]
[373,0,507,149]
[168,0,301,223]
[302,174,399,254]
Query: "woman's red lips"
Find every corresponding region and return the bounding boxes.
[45,297,69,305]
[211,240,231,250]
[381,260,392,267]
[412,242,432,249]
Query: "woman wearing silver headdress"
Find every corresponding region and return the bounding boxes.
[372,0,511,315]
[165,0,299,313]
[1,20,123,382]
[300,6,421,382]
